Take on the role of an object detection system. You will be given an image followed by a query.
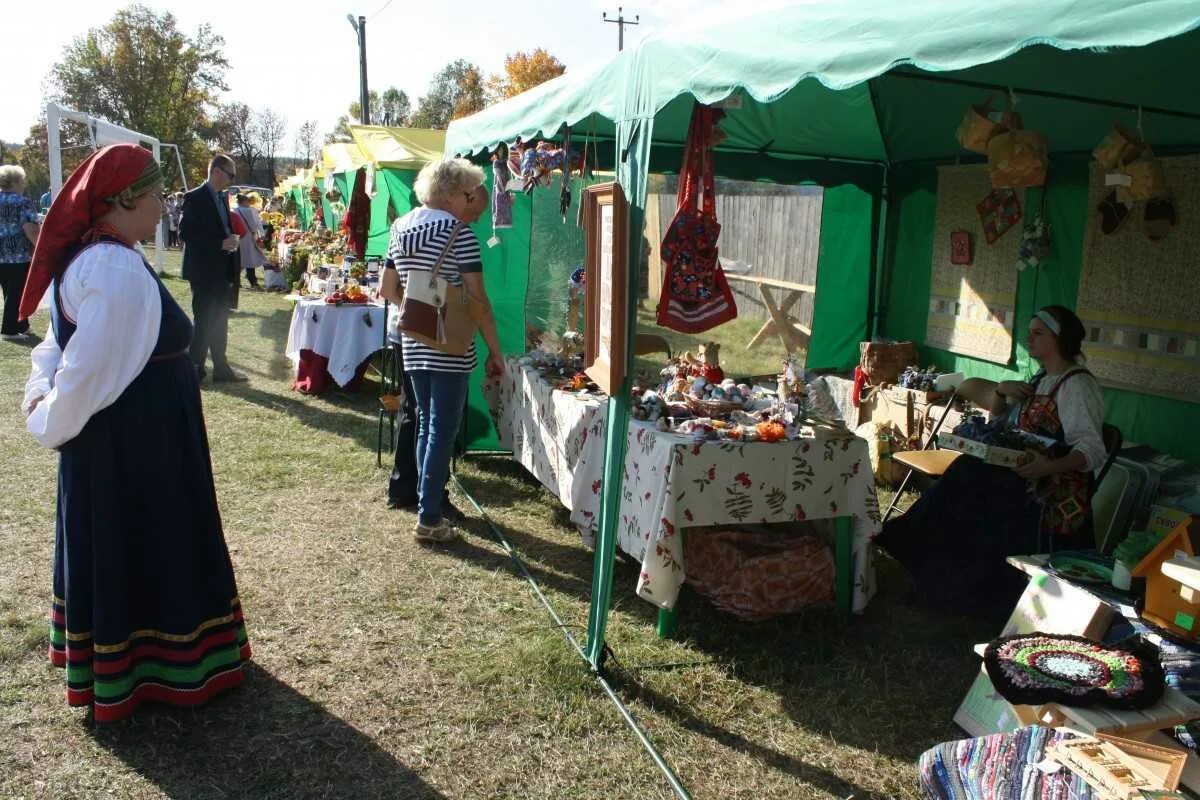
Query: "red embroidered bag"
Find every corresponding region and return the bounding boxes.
[656,104,738,333]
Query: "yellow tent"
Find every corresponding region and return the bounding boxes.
[321,141,370,175]
[348,126,444,170]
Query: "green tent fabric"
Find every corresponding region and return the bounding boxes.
[449,2,1200,164]
[806,184,874,370]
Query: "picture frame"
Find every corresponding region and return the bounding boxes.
[582,182,629,396]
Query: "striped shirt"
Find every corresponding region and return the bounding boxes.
[387,207,482,373]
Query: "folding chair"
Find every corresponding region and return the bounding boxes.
[881,380,962,524]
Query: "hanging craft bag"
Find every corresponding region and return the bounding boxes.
[987,108,1048,189]
[397,221,479,356]
[1092,122,1147,170]
[656,104,738,334]
[955,97,1011,154]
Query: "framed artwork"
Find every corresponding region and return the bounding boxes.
[582,182,629,396]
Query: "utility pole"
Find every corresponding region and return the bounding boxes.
[346,14,370,125]
[602,6,639,51]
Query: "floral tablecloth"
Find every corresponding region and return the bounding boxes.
[285,299,386,388]
[496,361,881,613]
[495,362,605,508]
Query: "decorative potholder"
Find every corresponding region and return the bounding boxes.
[950,229,973,265]
[976,188,1023,244]
[984,633,1165,710]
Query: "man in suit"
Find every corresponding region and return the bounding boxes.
[180,154,246,382]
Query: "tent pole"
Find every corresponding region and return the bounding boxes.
[887,69,1200,122]
[865,80,892,339]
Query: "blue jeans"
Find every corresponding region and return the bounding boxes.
[407,370,470,527]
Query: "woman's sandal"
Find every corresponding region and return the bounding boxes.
[1144,195,1177,242]
[414,522,461,544]
[1096,189,1132,235]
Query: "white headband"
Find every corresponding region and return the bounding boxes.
[1033,310,1062,335]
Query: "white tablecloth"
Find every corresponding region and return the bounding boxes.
[285,299,387,387]
[496,361,881,612]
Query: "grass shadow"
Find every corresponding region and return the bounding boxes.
[608,670,885,800]
[91,664,447,800]
[206,383,380,452]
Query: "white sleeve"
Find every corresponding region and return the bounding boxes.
[1056,374,1107,471]
[25,246,162,449]
[250,208,264,237]
[23,329,62,414]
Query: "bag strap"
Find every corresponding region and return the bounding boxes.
[426,221,465,285]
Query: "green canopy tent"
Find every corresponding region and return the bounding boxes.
[446,0,1200,666]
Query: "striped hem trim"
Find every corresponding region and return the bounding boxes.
[50,597,244,654]
[91,662,247,723]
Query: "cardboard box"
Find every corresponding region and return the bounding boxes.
[937,432,1029,468]
[938,432,988,459]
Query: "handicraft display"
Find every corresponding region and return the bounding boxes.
[984,633,1166,710]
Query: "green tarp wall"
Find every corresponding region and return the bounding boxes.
[291,185,313,231]
[882,159,1200,462]
[806,184,874,370]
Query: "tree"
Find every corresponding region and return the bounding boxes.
[255,107,286,188]
[324,116,352,144]
[451,66,487,121]
[487,49,566,103]
[48,5,228,185]
[380,87,410,127]
[348,90,380,126]
[213,102,258,180]
[410,60,486,130]
[294,119,319,166]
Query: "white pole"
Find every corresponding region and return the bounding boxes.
[47,103,64,198]
[153,141,164,275]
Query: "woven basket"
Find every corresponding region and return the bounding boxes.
[859,341,915,386]
[1092,123,1146,170]
[956,101,1005,154]
[987,127,1048,188]
[685,397,744,417]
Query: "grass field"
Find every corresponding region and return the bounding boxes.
[0,251,989,799]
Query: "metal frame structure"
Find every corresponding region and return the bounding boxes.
[45,103,188,275]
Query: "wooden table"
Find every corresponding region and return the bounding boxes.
[725,274,814,354]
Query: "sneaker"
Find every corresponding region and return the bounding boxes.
[413,522,460,544]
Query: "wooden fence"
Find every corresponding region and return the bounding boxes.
[644,176,824,325]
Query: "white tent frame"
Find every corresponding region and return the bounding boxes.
[45,103,188,275]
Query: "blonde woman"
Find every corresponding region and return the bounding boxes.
[380,159,503,542]
[0,164,40,339]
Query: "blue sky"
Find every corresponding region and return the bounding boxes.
[1,0,774,150]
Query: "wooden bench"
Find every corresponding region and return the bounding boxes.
[725,274,814,354]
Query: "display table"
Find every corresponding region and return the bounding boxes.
[495,361,881,623]
[285,299,386,393]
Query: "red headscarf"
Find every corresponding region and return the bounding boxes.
[20,143,161,320]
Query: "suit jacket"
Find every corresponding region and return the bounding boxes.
[180,184,239,286]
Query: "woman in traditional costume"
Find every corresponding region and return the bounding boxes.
[875,306,1106,615]
[20,144,250,721]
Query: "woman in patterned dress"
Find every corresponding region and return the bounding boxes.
[20,144,251,721]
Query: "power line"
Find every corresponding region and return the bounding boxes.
[368,0,394,20]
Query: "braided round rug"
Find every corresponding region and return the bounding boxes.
[984,633,1165,709]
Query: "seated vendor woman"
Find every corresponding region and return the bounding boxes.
[875,305,1106,616]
